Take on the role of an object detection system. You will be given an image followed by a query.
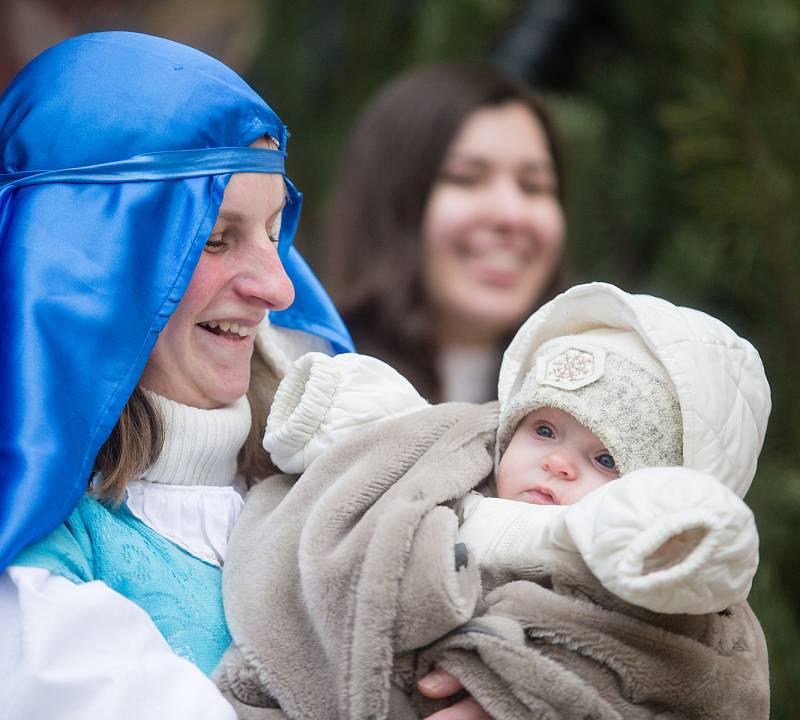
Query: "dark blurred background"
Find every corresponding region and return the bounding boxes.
[3,0,798,713]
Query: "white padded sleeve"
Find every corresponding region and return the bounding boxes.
[456,493,572,567]
[0,566,236,720]
[263,352,429,473]
[550,467,759,614]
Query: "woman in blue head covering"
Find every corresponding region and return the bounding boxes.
[0,31,342,718]
[0,32,488,720]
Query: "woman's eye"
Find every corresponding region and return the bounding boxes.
[268,214,282,245]
[534,424,554,439]
[519,178,557,196]
[438,170,483,187]
[204,234,228,253]
[595,453,617,470]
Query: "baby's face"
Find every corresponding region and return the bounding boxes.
[496,407,619,505]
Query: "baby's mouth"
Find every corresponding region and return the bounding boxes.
[526,486,559,505]
[197,320,254,339]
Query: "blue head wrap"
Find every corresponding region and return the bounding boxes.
[0,32,353,571]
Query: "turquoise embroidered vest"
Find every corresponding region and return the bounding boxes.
[12,495,231,675]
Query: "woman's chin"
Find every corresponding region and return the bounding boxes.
[437,305,530,345]
[200,379,250,409]
[161,374,251,409]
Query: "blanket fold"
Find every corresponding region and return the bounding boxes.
[217,402,769,719]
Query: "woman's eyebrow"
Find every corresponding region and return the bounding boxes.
[445,152,554,174]
[217,203,286,225]
[217,209,248,224]
[519,160,556,174]
[442,153,487,167]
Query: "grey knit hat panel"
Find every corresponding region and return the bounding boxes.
[496,329,683,475]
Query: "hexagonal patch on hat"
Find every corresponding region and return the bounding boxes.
[535,342,606,390]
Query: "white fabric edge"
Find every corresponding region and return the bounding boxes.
[1,566,236,720]
[124,481,246,567]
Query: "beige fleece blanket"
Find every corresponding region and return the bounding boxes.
[215,402,769,720]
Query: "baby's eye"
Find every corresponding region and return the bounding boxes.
[595,452,617,470]
[534,423,554,439]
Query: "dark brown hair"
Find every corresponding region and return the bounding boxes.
[92,386,164,504]
[323,63,566,401]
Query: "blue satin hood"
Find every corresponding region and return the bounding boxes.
[0,32,353,571]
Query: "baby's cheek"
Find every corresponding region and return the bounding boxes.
[494,460,513,500]
[495,464,527,501]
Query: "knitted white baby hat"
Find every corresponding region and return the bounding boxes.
[496,327,683,475]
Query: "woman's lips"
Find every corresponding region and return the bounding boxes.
[525,486,559,505]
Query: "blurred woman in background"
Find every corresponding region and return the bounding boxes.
[323,63,567,402]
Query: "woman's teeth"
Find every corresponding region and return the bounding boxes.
[481,249,521,272]
[199,320,252,337]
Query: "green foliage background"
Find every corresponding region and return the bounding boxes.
[249,1,800,714]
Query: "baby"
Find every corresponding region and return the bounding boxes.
[262,282,768,615]
[455,326,693,583]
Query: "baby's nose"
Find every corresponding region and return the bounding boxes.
[542,452,578,481]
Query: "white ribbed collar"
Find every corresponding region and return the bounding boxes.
[141,392,252,487]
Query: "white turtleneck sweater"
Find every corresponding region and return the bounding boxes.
[124,392,252,566]
[1,393,253,720]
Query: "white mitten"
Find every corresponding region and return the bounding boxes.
[550,467,759,613]
[456,493,569,568]
[263,352,429,473]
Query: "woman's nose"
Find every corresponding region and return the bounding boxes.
[541,452,578,481]
[235,238,295,311]
[486,177,530,230]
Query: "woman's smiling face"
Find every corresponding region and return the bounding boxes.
[421,101,565,346]
[140,139,295,408]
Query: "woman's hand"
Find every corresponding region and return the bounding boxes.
[417,668,492,719]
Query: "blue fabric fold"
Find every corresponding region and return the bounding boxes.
[0,31,353,572]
